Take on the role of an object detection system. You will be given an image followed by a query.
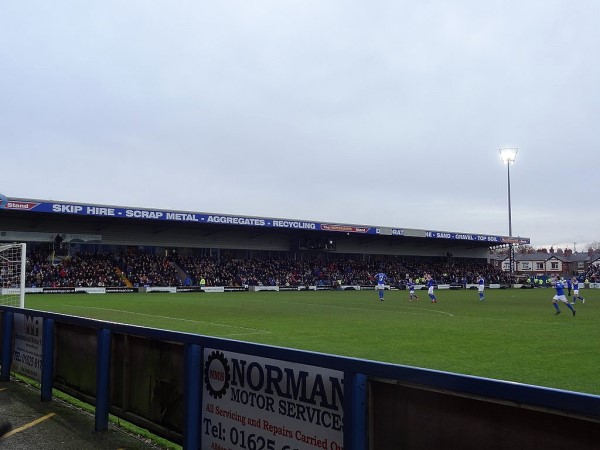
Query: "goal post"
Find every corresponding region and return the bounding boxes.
[0,243,26,308]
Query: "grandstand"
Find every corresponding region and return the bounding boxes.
[0,195,527,289]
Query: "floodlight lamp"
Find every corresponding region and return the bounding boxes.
[499,148,518,165]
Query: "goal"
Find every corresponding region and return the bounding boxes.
[0,243,26,308]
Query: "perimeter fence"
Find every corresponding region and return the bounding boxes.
[1,306,599,449]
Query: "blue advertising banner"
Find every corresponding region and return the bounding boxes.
[0,195,529,243]
[0,197,380,234]
[425,230,529,245]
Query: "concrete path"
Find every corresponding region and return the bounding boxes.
[0,380,166,449]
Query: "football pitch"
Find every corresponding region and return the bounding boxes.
[24,288,600,396]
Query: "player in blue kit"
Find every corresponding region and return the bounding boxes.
[571,277,585,304]
[552,276,576,316]
[477,275,485,301]
[374,271,387,301]
[426,273,437,303]
[407,278,418,301]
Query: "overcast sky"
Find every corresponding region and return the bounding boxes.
[2,1,599,251]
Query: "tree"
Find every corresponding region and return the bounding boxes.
[587,242,600,252]
[515,244,535,254]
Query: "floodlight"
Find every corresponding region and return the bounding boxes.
[499,147,519,286]
[499,147,518,165]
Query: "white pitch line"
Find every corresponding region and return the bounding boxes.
[288,302,455,317]
[221,331,271,337]
[63,305,272,334]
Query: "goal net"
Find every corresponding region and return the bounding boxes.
[0,243,26,308]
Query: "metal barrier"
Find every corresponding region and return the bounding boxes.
[1,306,599,449]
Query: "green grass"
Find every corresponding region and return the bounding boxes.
[24,288,600,396]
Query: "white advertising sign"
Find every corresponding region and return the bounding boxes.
[202,349,344,450]
[12,313,43,381]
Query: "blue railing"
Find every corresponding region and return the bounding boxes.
[2,306,599,449]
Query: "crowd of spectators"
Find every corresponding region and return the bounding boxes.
[584,264,600,283]
[175,256,508,288]
[119,253,180,288]
[22,251,509,289]
[26,252,125,288]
